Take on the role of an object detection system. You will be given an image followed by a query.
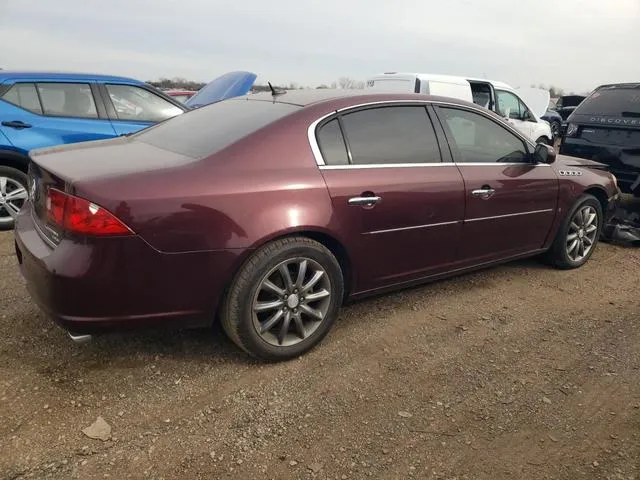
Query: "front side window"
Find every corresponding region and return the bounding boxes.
[496,90,525,120]
[439,107,528,163]
[339,106,441,165]
[37,83,98,118]
[1,83,43,114]
[106,84,183,122]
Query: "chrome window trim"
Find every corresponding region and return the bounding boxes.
[465,208,554,223]
[307,99,538,168]
[365,220,460,235]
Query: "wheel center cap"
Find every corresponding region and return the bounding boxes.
[287,294,300,309]
[578,229,584,239]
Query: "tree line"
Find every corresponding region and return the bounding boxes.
[147,76,366,92]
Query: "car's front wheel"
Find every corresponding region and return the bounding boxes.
[221,237,344,361]
[546,194,603,269]
[0,166,28,231]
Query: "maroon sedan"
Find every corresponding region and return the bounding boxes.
[14,91,619,360]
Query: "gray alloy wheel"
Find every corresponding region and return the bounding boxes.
[550,121,561,139]
[545,194,602,270]
[221,236,344,361]
[565,205,599,262]
[251,257,332,347]
[0,169,28,230]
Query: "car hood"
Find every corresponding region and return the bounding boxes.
[516,87,550,119]
[184,71,257,108]
[555,154,609,170]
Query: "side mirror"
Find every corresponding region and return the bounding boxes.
[534,142,556,164]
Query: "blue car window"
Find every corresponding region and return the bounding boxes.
[106,84,183,123]
[36,83,99,119]
[1,83,43,114]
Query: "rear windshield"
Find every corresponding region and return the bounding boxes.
[575,87,640,116]
[134,99,299,158]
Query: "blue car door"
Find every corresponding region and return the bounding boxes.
[0,82,117,152]
[100,83,185,136]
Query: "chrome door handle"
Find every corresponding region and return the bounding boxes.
[348,196,381,206]
[471,188,496,199]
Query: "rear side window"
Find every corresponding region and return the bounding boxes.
[37,83,98,118]
[575,87,640,116]
[316,119,349,165]
[340,106,441,165]
[1,83,43,114]
[134,99,299,158]
[106,84,183,122]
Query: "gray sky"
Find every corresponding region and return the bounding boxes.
[1,0,639,93]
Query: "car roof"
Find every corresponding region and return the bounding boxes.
[239,89,479,109]
[0,70,144,84]
[596,82,640,90]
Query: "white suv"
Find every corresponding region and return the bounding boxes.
[365,73,552,144]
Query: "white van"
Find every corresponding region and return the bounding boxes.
[365,72,552,144]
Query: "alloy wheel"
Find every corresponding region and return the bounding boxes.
[566,205,598,262]
[252,257,332,347]
[0,176,27,225]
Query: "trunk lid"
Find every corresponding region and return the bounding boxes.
[184,71,257,109]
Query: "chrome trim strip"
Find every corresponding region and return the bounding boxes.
[30,211,57,248]
[319,163,452,170]
[465,208,554,223]
[365,220,460,235]
[319,162,549,170]
[307,98,538,168]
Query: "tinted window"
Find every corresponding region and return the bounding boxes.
[1,83,43,114]
[575,87,640,116]
[340,106,441,164]
[316,119,349,165]
[37,83,98,118]
[496,90,524,120]
[135,99,299,158]
[106,84,183,122]
[439,107,528,163]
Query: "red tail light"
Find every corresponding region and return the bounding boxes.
[46,188,132,236]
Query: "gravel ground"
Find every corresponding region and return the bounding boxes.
[0,229,638,480]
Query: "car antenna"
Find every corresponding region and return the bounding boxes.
[268,82,286,97]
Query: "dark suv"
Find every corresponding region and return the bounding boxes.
[560,83,640,196]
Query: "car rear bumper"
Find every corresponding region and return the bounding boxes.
[559,139,640,194]
[14,204,245,335]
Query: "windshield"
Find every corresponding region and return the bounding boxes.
[133,98,299,158]
[575,87,640,115]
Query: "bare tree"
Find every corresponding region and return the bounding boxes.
[338,77,356,89]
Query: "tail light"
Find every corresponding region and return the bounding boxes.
[46,188,132,236]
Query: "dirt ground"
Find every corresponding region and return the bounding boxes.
[0,230,638,480]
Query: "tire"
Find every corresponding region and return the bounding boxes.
[535,136,552,145]
[545,194,603,269]
[550,121,561,140]
[220,237,344,361]
[0,166,28,231]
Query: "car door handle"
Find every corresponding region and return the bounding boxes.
[1,120,32,129]
[471,188,496,199]
[348,196,382,206]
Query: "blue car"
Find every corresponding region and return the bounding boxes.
[0,70,257,229]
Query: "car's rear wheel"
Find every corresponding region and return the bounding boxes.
[550,121,561,139]
[221,237,344,361]
[546,194,603,269]
[0,166,28,231]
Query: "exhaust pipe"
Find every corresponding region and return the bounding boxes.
[68,332,93,344]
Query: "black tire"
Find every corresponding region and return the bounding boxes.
[220,237,344,361]
[550,121,561,140]
[0,165,28,231]
[545,194,603,269]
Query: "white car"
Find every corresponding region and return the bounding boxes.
[365,73,552,144]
